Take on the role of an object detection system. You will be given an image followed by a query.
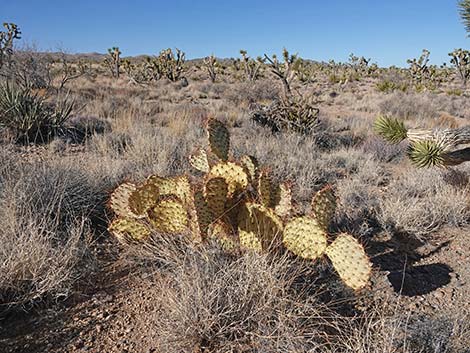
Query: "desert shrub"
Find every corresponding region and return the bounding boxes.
[128,241,337,353]
[376,79,408,93]
[360,136,406,163]
[251,94,321,134]
[62,115,111,143]
[0,157,108,311]
[0,83,74,143]
[225,80,280,105]
[378,91,470,122]
[377,168,470,236]
[405,314,470,353]
[335,158,386,232]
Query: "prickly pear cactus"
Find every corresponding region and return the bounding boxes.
[107,118,372,290]
[283,216,327,260]
[311,185,336,231]
[325,233,372,290]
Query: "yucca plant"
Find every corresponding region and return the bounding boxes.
[108,118,372,290]
[459,0,470,35]
[374,115,470,167]
[0,83,74,143]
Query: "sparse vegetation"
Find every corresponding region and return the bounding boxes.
[1,14,470,353]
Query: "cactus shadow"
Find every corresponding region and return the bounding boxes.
[386,263,453,296]
[368,230,454,296]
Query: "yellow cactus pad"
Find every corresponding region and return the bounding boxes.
[109,182,138,218]
[257,170,273,207]
[210,162,248,197]
[283,216,327,260]
[238,203,283,251]
[207,118,230,161]
[240,155,258,182]
[189,148,210,173]
[204,177,228,219]
[208,220,238,251]
[147,175,192,206]
[325,233,372,290]
[312,185,337,231]
[128,180,159,217]
[238,228,263,251]
[192,189,214,238]
[148,196,189,234]
[108,217,151,243]
[273,182,293,218]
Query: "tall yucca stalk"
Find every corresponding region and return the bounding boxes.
[459,0,470,35]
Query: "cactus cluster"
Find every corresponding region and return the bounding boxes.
[108,119,372,290]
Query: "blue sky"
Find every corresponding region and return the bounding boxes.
[2,0,468,67]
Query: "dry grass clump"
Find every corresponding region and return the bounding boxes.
[126,238,339,353]
[378,168,470,236]
[225,80,280,105]
[0,155,107,311]
[378,91,470,123]
[335,156,386,232]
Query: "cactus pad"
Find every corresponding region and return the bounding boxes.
[109,182,138,218]
[325,233,372,290]
[192,189,214,238]
[204,177,229,219]
[238,203,283,251]
[108,217,151,243]
[283,216,327,260]
[240,155,259,182]
[208,220,238,251]
[189,148,210,173]
[128,180,159,217]
[210,162,248,197]
[148,196,189,233]
[311,185,336,231]
[207,118,230,161]
[273,182,293,218]
[147,175,192,205]
[257,170,273,207]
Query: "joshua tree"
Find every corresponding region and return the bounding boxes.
[449,48,470,86]
[104,47,121,78]
[239,50,264,82]
[156,48,186,82]
[374,116,470,167]
[203,54,218,83]
[264,48,298,98]
[0,23,21,70]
